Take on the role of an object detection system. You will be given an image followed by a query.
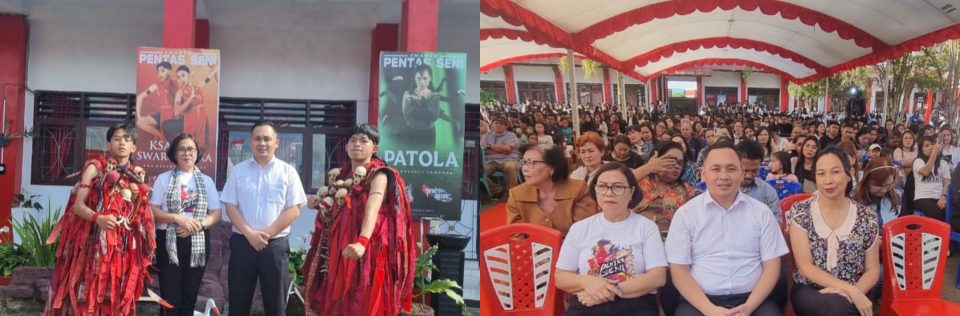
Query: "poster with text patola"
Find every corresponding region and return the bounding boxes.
[135,47,220,184]
[379,52,466,220]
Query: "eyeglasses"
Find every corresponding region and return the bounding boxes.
[177,147,198,154]
[521,159,546,168]
[870,182,895,190]
[596,184,632,196]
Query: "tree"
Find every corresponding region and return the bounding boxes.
[872,48,946,122]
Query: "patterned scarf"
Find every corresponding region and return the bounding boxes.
[164,167,208,267]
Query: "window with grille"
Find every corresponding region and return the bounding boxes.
[32,91,356,190]
[216,97,356,191]
[32,92,135,185]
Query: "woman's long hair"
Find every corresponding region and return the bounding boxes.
[795,138,819,183]
[852,158,901,212]
[916,136,943,178]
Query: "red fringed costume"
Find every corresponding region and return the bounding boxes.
[302,158,415,316]
[45,157,157,315]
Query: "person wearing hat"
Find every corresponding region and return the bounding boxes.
[482,116,520,199]
[867,144,882,162]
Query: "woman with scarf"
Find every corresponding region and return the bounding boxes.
[303,124,414,315]
[46,122,158,315]
[149,133,222,316]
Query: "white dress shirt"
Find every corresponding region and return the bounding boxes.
[220,156,307,238]
[664,191,788,296]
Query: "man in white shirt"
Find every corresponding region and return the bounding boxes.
[665,141,788,316]
[222,121,308,316]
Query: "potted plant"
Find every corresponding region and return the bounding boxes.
[0,227,29,285]
[2,193,62,286]
[9,193,61,268]
[403,244,465,316]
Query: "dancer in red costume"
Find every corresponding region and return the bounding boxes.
[45,122,159,315]
[173,65,218,149]
[303,124,415,316]
[136,62,176,141]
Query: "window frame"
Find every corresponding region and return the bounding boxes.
[30,91,356,192]
[31,91,135,186]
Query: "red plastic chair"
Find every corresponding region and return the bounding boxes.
[778,192,811,316]
[880,215,960,316]
[480,223,562,315]
[780,193,813,228]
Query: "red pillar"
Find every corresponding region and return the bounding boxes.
[194,19,209,49]
[696,76,703,108]
[399,0,439,52]
[924,89,934,124]
[780,78,789,113]
[602,67,612,105]
[503,65,518,104]
[740,73,747,104]
[368,24,399,125]
[0,15,28,244]
[826,95,831,113]
[163,0,196,48]
[551,65,565,103]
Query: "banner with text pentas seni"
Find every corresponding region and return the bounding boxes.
[378,52,466,220]
[135,47,220,184]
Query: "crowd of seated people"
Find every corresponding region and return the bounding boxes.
[481,100,960,315]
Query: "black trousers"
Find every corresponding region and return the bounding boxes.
[661,272,786,316]
[156,229,210,316]
[675,292,780,316]
[791,284,878,316]
[566,294,658,316]
[228,233,289,316]
[915,198,947,222]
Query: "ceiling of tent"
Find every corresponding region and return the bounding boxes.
[480,0,960,83]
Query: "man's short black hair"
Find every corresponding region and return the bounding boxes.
[701,140,739,162]
[348,123,380,145]
[176,65,190,73]
[106,121,137,144]
[735,139,764,161]
[166,133,204,164]
[157,62,172,71]
[251,120,276,133]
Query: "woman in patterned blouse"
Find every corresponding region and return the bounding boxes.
[788,147,880,316]
[634,141,695,235]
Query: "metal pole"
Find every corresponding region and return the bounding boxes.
[644,79,650,112]
[618,72,626,121]
[825,78,830,116]
[567,49,580,136]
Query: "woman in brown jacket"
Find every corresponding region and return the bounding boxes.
[507,143,598,238]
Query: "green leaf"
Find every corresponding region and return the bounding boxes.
[424,279,459,293]
[443,289,465,307]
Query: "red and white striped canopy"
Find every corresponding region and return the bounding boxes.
[481,0,960,82]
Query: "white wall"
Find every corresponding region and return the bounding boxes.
[20,9,478,251]
[513,65,555,83]
[701,70,741,88]
[211,24,372,121]
[747,72,781,89]
[480,67,504,81]
[482,64,645,85]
